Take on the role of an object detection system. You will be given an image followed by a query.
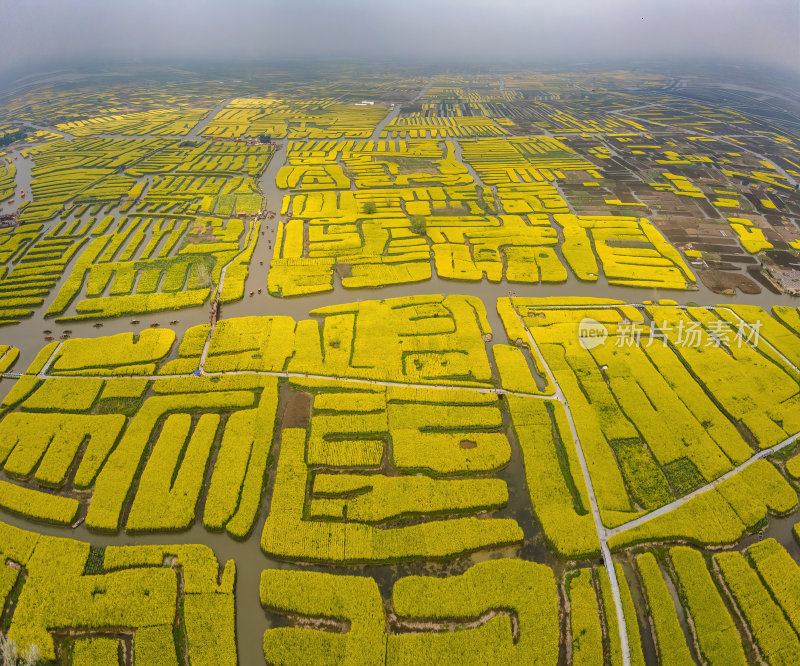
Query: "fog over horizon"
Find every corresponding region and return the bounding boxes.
[0,0,798,81]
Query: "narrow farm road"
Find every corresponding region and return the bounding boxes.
[512,303,632,666]
[608,429,800,538]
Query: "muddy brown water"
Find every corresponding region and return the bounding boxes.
[610,501,800,666]
[619,561,659,666]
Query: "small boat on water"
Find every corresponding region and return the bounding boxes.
[150,322,159,327]
[63,330,72,335]
[131,319,140,324]
[249,291,254,297]
[258,289,262,294]
[170,320,178,325]
[93,323,103,328]
[43,330,52,334]
[60,334,69,339]
[44,336,53,341]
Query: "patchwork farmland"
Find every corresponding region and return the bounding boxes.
[0,67,799,664]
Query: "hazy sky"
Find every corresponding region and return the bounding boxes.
[1,0,798,78]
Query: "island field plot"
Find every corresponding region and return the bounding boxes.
[55,108,211,138]
[16,135,271,221]
[0,295,526,545]
[0,152,16,202]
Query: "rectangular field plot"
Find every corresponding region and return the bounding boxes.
[0,520,236,664]
[183,294,496,385]
[6,297,799,549]
[259,557,702,666]
[45,214,254,320]
[501,297,800,542]
[620,540,800,665]
[260,559,559,664]
[269,137,697,294]
[262,389,523,563]
[0,373,275,537]
[0,136,271,324]
[0,296,797,560]
[200,97,388,139]
[0,296,516,548]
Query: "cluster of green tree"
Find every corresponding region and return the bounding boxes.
[0,129,27,148]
